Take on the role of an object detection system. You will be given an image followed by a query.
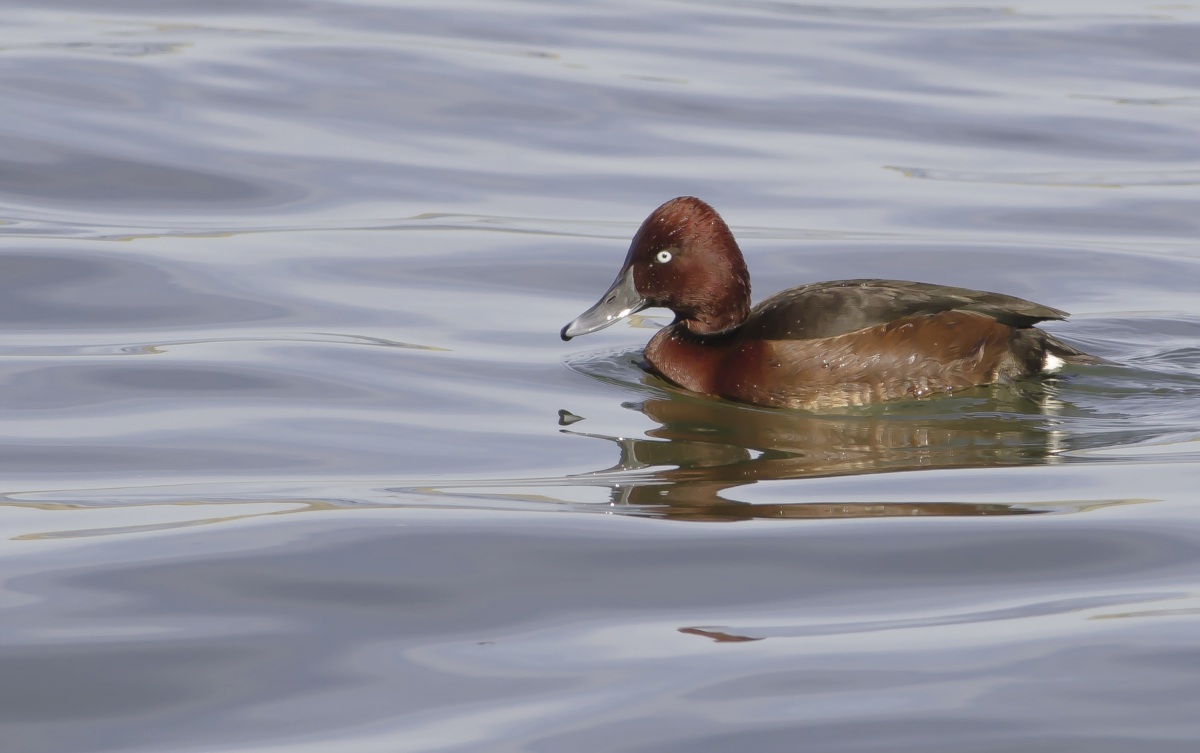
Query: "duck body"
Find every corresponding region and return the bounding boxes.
[562,197,1100,410]
[644,279,1089,409]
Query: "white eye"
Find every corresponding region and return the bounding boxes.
[655,250,673,264]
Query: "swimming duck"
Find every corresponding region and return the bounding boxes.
[561,196,1100,409]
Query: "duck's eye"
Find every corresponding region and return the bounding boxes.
[655,250,673,264]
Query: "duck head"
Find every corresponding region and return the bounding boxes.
[561,197,751,341]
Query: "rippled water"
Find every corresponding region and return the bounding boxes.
[3,1,1200,751]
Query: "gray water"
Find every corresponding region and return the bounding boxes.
[2,1,1200,751]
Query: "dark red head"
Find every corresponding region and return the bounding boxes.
[561,197,751,340]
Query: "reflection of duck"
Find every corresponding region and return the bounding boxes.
[562,197,1104,409]
[564,384,1070,521]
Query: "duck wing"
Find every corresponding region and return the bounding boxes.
[740,279,1069,341]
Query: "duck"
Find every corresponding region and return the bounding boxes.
[560,196,1101,410]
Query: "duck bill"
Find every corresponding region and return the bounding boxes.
[560,267,647,341]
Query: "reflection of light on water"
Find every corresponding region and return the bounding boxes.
[1091,595,1200,621]
[678,591,1193,643]
[1,500,328,541]
[1064,434,1200,460]
[540,373,1093,518]
[888,164,1200,188]
[0,332,446,358]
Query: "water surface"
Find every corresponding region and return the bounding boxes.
[2,1,1199,751]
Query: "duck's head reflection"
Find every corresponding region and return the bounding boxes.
[563,384,1070,521]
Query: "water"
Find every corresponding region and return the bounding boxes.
[2,1,1199,751]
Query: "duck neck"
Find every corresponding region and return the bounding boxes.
[682,304,747,337]
[681,254,751,337]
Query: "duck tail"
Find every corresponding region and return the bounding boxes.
[1031,330,1115,373]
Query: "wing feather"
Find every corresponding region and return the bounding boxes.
[740,279,1067,341]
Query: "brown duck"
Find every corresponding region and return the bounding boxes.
[561,196,1102,410]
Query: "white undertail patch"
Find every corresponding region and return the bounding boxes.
[1042,353,1066,374]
